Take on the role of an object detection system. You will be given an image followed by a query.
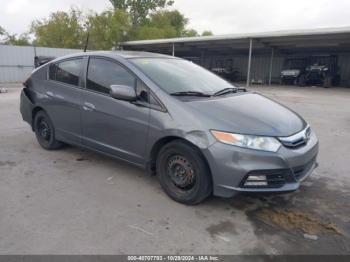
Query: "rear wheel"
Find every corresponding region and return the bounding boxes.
[156,140,212,205]
[34,111,62,150]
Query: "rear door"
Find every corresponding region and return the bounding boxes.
[45,58,84,145]
[80,56,151,165]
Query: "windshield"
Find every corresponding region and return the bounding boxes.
[130,58,235,95]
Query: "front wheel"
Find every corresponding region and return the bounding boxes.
[156,140,212,205]
[34,110,62,150]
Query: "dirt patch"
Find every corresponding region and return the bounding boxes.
[0,161,16,167]
[252,208,343,236]
[206,220,237,238]
[76,157,89,162]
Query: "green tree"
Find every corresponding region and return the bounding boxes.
[0,26,30,46]
[182,29,199,37]
[0,26,6,43]
[87,9,131,50]
[109,0,174,27]
[150,10,187,35]
[202,30,213,36]
[109,0,128,10]
[4,33,31,46]
[26,4,213,49]
[133,10,188,40]
[31,8,85,48]
[0,26,5,36]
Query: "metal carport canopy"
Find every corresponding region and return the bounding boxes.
[122,26,350,86]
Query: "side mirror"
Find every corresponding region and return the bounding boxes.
[110,85,137,102]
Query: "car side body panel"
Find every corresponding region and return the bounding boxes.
[80,89,150,165]
[43,80,83,145]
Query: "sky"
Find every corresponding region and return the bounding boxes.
[1,0,350,36]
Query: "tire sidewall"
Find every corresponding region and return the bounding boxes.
[156,141,212,205]
[34,111,57,150]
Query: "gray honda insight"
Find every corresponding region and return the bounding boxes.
[20,51,319,204]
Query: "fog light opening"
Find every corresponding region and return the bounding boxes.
[244,175,268,187]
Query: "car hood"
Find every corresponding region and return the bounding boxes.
[185,93,306,137]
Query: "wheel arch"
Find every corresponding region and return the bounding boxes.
[148,136,213,182]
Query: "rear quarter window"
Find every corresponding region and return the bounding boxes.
[31,66,48,80]
[49,58,83,86]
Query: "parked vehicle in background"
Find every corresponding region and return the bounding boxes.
[281,55,340,87]
[211,58,240,82]
[302,55,340,88]
[280,58,307,85]
[20,51,319,205]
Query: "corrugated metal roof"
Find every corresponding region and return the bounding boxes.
[122,26,350,46]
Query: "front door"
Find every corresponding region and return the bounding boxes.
[80,57,150,165]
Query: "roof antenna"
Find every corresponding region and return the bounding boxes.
[84,22,90,52]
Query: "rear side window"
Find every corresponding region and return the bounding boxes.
[31,66,47,80]
[49,59,82,86]
[86,58,135,94]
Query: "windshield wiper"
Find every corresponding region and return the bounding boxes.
[170,91,211,97]
[213,87,237,97]
[213,87,247,97]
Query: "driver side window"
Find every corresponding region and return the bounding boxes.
[86,58,135,95]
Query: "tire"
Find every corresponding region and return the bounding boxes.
[34,110,62,150]
[156,140,212,205]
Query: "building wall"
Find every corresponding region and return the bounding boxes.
[0,45,82,83]
[338,53,350,86]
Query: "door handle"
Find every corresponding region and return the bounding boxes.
[46,91,54,97]
[83,102,96,111]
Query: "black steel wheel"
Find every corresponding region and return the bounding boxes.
[34,111,62,150]
[156,140,212,205]
[167,154,196,190]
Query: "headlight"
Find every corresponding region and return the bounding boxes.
[211,130,281,152]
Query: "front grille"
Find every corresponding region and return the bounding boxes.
[279,127,311,149]
[281,137,306,148]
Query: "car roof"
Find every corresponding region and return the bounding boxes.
[53,50,176,61]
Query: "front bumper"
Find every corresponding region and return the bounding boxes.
[203,131,319,198]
